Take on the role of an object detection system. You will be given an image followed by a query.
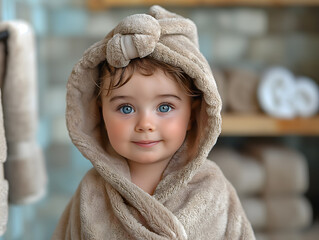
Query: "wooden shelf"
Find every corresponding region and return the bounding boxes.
[221,114,319,136]
[88,0,319,10]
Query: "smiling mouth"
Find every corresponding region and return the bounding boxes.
[132,140,161,148]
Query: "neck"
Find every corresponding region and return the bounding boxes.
[128,159,170,195]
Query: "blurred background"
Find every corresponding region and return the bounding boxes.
[0,0,318,239]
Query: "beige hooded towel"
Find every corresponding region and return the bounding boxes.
[53,6,254,240]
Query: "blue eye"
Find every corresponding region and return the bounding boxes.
[120,105,134,114]
[158,104,172,113]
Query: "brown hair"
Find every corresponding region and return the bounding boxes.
[97,57,202,99]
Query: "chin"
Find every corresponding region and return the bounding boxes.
[126,154,170,165]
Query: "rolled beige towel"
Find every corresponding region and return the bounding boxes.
[210,145,308,195]
[0,21,47,204]
[0,94,8,236]
[227,68,260,113]
[208,147,265,195]
[255,231,303,240]
[213,69,228,112]
[245,144,309,195]
[242,196,312,231]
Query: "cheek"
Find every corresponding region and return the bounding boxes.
[163,113,190,140]
[104,117,129,144]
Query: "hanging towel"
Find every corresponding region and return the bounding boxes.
[0,93,8,237]
[0,33,8,237]
[0,20,47,204]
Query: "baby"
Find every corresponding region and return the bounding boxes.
[53,5,254,240]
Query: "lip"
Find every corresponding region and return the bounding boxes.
[132,140,161,148]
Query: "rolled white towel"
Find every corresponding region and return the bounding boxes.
[258,67,296,119]
[294,76,319,117]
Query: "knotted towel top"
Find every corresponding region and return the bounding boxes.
[106,10,198,68]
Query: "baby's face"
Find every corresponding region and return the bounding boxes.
[101,69,192,167]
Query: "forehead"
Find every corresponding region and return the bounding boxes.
[104,67,186,97]
[118,69,182,94]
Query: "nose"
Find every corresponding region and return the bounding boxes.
[135,112,156,132]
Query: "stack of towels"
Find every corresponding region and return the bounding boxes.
[0,20,47,236]
[214,67,319,118]
[209,144,313,239]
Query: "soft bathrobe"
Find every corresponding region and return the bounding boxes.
[53,5,254,240]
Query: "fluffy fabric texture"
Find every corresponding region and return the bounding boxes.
[0,20,47,204]
[53,5,254,240]
[0,33,8,237]
[0,93,8,236]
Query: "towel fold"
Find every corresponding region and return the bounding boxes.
[242,196,312,231]
[0,20,47,204]
[227,68,260,113]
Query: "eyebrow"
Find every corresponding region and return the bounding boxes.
[109,94,182,102]
[157,94,182,101]
[109,96,133,102]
